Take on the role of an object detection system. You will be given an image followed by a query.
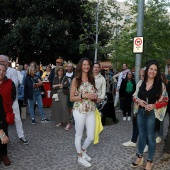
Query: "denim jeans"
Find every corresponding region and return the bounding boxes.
[28,91,45,119]
[137,108,156,161]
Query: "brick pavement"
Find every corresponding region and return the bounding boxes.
[2,108,170,170]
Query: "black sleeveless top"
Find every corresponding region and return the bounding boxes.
[138,81,157,104]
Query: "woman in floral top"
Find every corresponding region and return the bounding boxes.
[70,58,97,168]
[131,60,168,170]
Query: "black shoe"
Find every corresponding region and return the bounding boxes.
[113,119,119,124]
[20,137,29,145]
[1,156,11,166]
[41,118,50,123]
[31,119,35,124]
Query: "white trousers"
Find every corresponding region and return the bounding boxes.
[114,91,119,107]
[13,99,25,138]
[73,110,95,153]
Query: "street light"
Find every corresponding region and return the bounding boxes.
[113,0,120,72]
[94,0,99,63]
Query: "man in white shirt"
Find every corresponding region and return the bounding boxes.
[117,64,129,91]
[114,64,129,109]
[93,63,106,103]
[0,55,29,145]
[113,72,120,107]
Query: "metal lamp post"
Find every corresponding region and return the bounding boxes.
[135,0,145,83]
[94,0,99,63]
[113,0,120,72]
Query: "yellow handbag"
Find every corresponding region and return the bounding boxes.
[93,108,103,144]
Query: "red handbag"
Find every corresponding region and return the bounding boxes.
[6,112,15,125]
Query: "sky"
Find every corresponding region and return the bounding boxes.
[118,0,170,12]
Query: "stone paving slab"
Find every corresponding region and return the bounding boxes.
[1,108,170,170]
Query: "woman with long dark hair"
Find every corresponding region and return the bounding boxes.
[70,58,97,168]
[119,71,136,121]
[131,60,168,170]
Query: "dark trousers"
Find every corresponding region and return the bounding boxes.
[163,113,170,153]
[131,115,139,143]
[101,92,117,126]
[123,93,133,117]
[120,98,124,111]
[0,127,8,157]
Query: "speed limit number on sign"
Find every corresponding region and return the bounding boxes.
[133,37,143,53]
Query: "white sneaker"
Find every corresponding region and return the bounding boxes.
[156,136,161,143]
[127,116,131,121]
[144,145,148,153]
[123,117,126,121]
[78,156,92,168]
[122,141,136,147]
[82,150,92,162]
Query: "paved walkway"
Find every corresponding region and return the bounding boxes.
[2,108,170,170]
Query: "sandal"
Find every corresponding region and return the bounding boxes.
[144,160,153,170]
[65,124,71,131]
[131,153,144,167]
[56,123,62,127]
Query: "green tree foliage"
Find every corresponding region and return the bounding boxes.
[0,0,92,64]
[79,0,123,61]
[0,0,123,64]
[110,0,170,70]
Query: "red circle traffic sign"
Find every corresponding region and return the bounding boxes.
[135,38,142,46]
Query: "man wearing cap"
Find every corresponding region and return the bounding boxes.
[48,58,63,86]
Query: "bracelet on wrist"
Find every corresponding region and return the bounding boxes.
[0,132,5,139]
[81,94,84,99]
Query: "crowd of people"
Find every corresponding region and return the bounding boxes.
[0,55,170,170]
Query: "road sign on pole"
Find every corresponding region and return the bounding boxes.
[133,37,143,53]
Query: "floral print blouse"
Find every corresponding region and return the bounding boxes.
[73,82,96,113]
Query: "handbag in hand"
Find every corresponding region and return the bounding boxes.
[52,93,59,101]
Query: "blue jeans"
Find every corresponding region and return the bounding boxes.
[137,108,156,161]
[28,91,45,119]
